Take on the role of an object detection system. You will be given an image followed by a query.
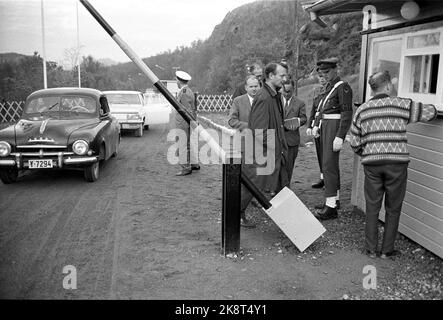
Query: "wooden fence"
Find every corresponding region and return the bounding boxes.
[197,94,232,113]
[0,94,232,123]
[0,101,24,123]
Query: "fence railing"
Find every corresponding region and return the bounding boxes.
[197,94,232,113]
[0,101,24,123]
[0,94,232,123]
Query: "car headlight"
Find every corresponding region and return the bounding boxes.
[72,140,89,156]
[0,141,11,157]
[127,114,142,120]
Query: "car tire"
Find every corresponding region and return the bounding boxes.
[134,125,143,137]
[84,161,99,182]
[0,168,18,184]
[144,124,149,130]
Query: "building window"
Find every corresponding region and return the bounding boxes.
[368,38,402,98]
[405,54,440,94]
[407,32,440,49]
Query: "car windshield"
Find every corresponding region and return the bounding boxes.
[24,95,96,119]
[106,93,141,105]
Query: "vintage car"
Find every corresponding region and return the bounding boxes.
[0,87,120,183]
[103,90,149,137]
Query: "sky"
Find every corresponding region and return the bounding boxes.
[0,0,255,66]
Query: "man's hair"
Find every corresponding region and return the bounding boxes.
[245,74,259,84]
[264,63,281,79]
[368,71,391,91]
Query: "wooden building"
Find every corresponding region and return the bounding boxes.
[304,0,443,258]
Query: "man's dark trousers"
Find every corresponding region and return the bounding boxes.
[364,163,408,254]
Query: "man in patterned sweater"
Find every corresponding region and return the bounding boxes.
[349,71,437,259]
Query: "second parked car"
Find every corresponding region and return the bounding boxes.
[103,91,148,137]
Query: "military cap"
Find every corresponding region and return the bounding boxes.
[316,57,339,71]
[175,70,192,82]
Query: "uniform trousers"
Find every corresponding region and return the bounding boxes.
[364,163,408,253]
[320,118,341,197]
[314,136,323,174]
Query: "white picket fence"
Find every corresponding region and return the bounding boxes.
[197,94,232,112]
[0,101,24,123]
[0,94,232,123]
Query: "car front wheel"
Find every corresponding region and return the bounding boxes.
[84,161,99,182]
[0,168,18,184]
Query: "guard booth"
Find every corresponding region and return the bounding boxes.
[305,0,443,258]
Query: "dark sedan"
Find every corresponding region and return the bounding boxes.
[0,87,120,183]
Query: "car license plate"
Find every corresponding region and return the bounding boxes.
[28,159,53,169]
[122,124,140,129]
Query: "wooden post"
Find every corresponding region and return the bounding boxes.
[222,151,242,255]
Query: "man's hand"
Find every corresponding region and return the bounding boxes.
[312,126,320,138]
[306,128,312,136]
[333,137,343,152]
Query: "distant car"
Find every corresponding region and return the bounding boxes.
[0,87,121,183]
[103,90,148,137]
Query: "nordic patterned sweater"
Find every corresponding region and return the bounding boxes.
[349,93,437,165]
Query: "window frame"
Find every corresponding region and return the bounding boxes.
[366,23,443,113]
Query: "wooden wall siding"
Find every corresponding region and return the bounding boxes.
[352,119,443,258]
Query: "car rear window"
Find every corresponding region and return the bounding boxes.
[106,93,141,105]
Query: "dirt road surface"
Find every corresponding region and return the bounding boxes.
[0,120,440,300]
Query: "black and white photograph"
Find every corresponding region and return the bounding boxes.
[0,0,441,308]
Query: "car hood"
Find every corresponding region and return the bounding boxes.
[14,118,99,146]
[109,105,142,114]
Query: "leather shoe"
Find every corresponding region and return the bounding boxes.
[364,249,377,259]
[316,206,338,220]
[240,217,256,228]
[311,179,324,189]
[380,250,401,259]
[315,200,340,210]
[191,164,200,170]
[175,169,192,176]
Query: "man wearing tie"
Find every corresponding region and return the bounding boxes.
[281,79,307,184]
[228,74,260,228]
[228,75,260,131]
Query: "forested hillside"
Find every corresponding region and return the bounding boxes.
[0,0,362,100]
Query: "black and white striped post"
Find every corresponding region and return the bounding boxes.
[79,0,271,255]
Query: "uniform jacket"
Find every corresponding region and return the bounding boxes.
[307,86,326,129]
[282,96,307,147]
[247,82,289,190]
[228,94,252,131]
[175,85,196,130]
[313,76,353,139]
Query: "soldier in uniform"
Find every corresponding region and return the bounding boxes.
[306,73,327,189]
[174,70,199,176]
[312,58,353,220]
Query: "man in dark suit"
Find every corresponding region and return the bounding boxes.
[281,79,307,184]
[240,62,289,227]
[228,75,260,131]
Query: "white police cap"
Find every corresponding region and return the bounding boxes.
[175,70,192,82]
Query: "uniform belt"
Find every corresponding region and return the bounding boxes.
[322,114,341,120]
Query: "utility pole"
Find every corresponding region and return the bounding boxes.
[293,0,300,95]
[76,0,81,87]
[41,0,47,89]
